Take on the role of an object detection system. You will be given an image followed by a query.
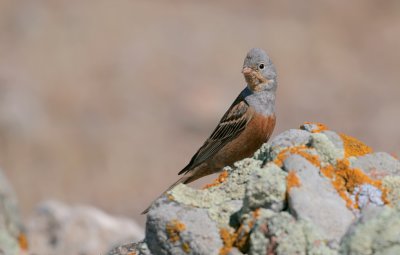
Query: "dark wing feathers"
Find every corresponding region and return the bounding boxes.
[178,96,252,175]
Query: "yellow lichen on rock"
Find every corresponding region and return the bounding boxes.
[219,228,235,255]
[274,145,321,168]
[219,209,262,254]
[18,233,28,251]
[340,133,372,158]
[302,122,329,133]
[166,219,186,243]
[321,158,388,208]
[286,171,301,192]
[203,170,229,189]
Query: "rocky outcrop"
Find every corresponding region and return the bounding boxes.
[110,123,400,255]
[26,200,144,255]
[0,168,145,255]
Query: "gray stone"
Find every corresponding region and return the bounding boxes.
[27,200,144,255]
[322,130,344,152]
[284,154,354,242]
[145,199,223,255]
[350,152,400,177]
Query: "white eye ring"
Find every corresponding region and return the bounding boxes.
[259,63,265,69]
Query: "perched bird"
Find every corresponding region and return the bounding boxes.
[142,48,277,214]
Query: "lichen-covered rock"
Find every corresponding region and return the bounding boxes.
[340,206,400,254]
[145,199,223,255]
[27,200,144,255]
[284,154,354,242]
[0,169,27,255]
[121,123,400,254]
[242,163,287,213]
[248,210,307,255]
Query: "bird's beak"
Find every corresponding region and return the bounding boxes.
[242,67,253,75]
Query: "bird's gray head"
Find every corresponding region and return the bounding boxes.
[242,48,277,92]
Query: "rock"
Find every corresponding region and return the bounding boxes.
[27,200,144,255]
[119,123,400,254]
[248,210,307,255]
[145,199,223,255]
[0,169,27,255]
[340,207,400,254]
[284,154,354,242]
[350,152,400,177]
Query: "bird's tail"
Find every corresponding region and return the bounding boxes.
[141,174,194,214]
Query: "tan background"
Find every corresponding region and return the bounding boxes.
[0,0,399,226]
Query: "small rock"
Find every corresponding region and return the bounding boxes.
[27,200,144,255]
[145,199,223,255]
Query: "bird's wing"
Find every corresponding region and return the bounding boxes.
[178,95,253,175]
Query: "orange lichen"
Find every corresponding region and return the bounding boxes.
[219,228,235,255]
[297,151,321,167]
[219,209,262,254]
[321,158,389,208]
[233,209,261,252]
[203,170,229,189]
[167,194,175,201]
[286,171,301,192]
[320,164,335,179]
[18,233,28,250]
[340,133,372,158]
[274,145,321,168]
[166,219,186,243]
[302,122,329,133]
[274,145,306,167]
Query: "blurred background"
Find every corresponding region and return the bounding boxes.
[0,0,399,226]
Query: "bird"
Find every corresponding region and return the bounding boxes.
[142,48,277,214]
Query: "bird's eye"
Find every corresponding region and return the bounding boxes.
[259,63,265,69]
